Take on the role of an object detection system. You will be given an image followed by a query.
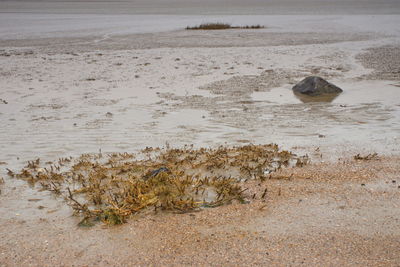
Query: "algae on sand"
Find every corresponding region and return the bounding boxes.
[11,144,308,225]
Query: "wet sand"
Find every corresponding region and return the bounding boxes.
[1,8,400,267]
[1,158,399,266]
[1,26,399,164]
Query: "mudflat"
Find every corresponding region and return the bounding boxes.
[0,2,400,266]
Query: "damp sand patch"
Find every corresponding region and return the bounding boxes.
[356,45,400,81]
[8,144,308,226]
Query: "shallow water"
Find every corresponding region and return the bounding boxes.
[1,72,399,173]
[2,14,400,40]
[250,80,400,153]
[1,35,400,172]
[1,0,400,40]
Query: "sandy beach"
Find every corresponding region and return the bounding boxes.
[1,1,400,266]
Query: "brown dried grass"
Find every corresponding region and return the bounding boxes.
[11,144,307,225]
[186,23,265,30]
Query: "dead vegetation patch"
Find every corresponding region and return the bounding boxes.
[186,23,265,30]
[354,153,379,161]
[9,144,308,225]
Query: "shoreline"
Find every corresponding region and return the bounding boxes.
[1,11,400,266]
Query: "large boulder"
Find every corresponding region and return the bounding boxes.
[292,76,343,96]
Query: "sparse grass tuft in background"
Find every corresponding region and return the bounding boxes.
[186,23,265,30]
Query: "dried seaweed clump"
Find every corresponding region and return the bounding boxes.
[11,144,307,225]
[354,153,379,161]
[186,23,265,30]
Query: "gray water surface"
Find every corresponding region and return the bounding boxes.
[1,0,400,39]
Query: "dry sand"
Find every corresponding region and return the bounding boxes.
[1,12,400,267]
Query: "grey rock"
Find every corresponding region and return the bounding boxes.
[292,76,343,96]
[143,167,170,181]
